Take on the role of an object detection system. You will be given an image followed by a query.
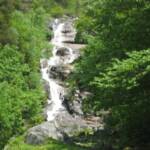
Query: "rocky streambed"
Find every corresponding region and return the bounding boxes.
[26,18,103,145]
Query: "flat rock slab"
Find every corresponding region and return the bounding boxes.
[63,43,86,50]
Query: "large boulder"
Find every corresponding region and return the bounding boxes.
[63,90,83,116]
[26,110,103,145]
[54,110,88,137]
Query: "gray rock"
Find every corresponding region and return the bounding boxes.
[61,23,73,33]
[55,110,88,136]
[43,80,50,99]
[26,109,103,145]
[41,59,48,68]
[26,131,46,145]
[60,22,76,43]
[61,33,76,43]
[64,89,83,116]
[43,102,53,120]
[71,100,83,116]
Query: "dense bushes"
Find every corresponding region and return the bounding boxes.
[37,0,81,17]
[0,1,51,148]
[71,0,150,149]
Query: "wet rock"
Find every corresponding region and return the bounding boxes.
[61,23,73,33]
[70,100,83,116]
[64,90,83,116]
[40,59,48,68]
[56,47,70,56]
[63,89,94,116]
[61,33,76,43]
[55,80,65,86]
[43,102,54,120]
[60,22,76,43]
[49,65,72,80]
[43,80,50,99]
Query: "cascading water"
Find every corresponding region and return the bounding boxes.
[41,18,77,121]
[26,18,102,145]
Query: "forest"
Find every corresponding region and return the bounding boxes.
[0,0,150,150]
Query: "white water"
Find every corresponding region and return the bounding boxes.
[41,19,77,121]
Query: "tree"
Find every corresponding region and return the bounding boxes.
[71,0,150,149]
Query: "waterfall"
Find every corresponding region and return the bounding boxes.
[41,18,77,121]
[26,18,102,145]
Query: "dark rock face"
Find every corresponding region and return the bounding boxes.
[56,47,70,56]
[49,65,72,80]
[71,90,83,116]
[63,90,83,116]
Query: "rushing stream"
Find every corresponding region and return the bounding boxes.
[41,18,77,121]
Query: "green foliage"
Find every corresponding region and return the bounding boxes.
[6,136,86,150]
[0,1,51,148]
[50,5,65,18]
[35,0,81,17]
[94,50,150,91]
[70,0,150,149]
[0,82,24,148]
[92,49,150,149]
[0,0,20,44]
